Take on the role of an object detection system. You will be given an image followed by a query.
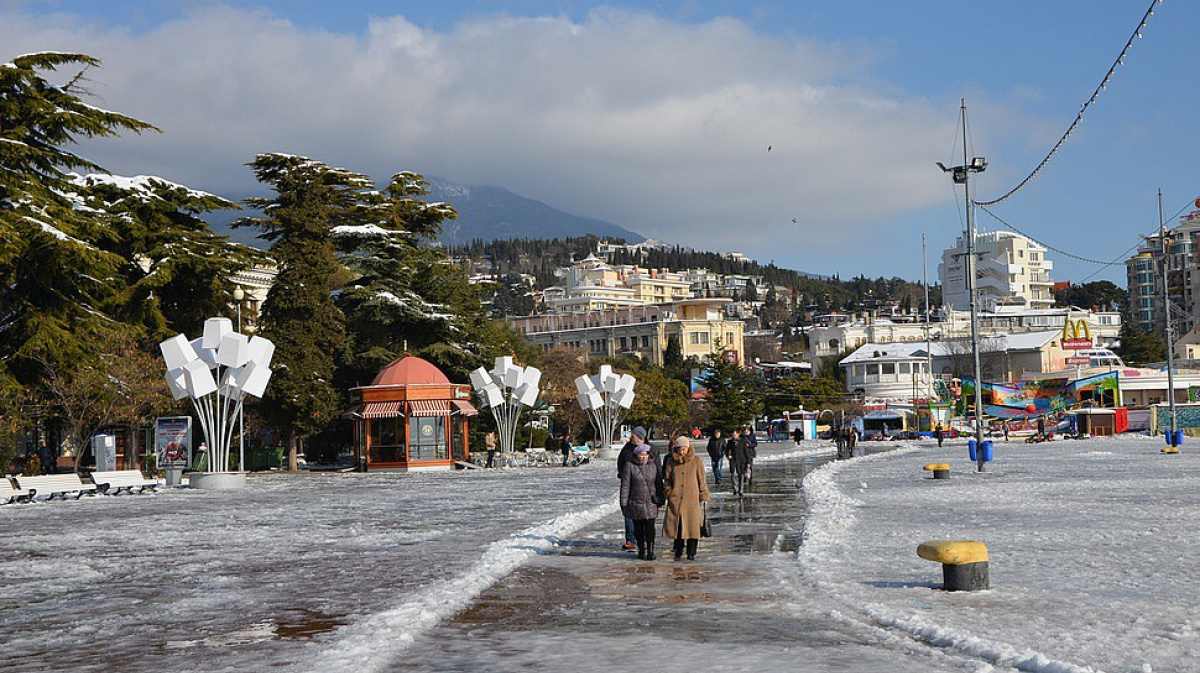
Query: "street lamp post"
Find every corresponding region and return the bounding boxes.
[232,286,245,472]
[938,99,988,472]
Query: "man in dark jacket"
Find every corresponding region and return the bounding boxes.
[705,428,725,486]
[730,429,754,496]
[616,426,654,551]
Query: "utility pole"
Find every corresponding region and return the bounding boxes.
[1160,189,1178,444]
[937,99,988,471]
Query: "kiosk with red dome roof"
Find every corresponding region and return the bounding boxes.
[343,354,477,471]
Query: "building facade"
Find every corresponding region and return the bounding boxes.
[1125,209,1200,335]
[939,231,1055,311]
[509,298,746,366]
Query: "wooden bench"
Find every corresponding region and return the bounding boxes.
[1,478,34,504]
[922,463,951,480]
[917,540,989,591]
[90,470,159,494]
[14,473,97,500]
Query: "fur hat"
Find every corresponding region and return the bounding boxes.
[672,436,691,450]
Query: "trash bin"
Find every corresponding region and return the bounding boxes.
[981,440,994,462]
[968,439,977,462]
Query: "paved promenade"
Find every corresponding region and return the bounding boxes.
[393,451,963,673]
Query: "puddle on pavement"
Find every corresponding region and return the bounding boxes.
[273,608,347,640]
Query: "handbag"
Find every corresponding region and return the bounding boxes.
[700,504,712,538]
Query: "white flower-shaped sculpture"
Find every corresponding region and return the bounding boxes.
[469,356,542,456]
[160,317,274,474]
[575,364,636,447]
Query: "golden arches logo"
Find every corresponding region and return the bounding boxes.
[1062,319,1092,349]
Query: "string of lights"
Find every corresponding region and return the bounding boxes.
[974,0,1163,207]
[977,197,1200,279]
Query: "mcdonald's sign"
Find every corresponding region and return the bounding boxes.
[1061,319,1093,350]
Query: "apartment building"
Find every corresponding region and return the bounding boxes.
[1125,209,1200,335]
[939,231,1055,311]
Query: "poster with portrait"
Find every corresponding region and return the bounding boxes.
[156,416,192,468]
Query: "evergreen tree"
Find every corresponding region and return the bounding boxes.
[332,171,530,384]
[698,347,762,431]
[0,53,158,382]
[72,173,258,339]
[1117,320,1166,366]
[237,154,353,470]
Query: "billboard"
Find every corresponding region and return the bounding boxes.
[155,416,192,468]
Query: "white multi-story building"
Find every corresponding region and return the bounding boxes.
[939,231,1055,311]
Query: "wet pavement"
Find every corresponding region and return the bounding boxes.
[389,449,964,673]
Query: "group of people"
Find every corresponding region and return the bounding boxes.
[704,427,757,496]
[617,426,711,561]
[483,431,578,468]
[833,424,858,460]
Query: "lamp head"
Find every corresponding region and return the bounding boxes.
[970,156,987,172]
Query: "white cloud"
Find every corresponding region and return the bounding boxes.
[0,4,960,271]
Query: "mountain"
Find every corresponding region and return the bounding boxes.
[428,180,643,245]
[203,180,644,249]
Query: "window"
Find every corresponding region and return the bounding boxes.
[899,362,911,374]
[881,363,895,375]
[408,415,447,461]
[368,418,405,463]
[619,336,628,350]
[641,335,650,348]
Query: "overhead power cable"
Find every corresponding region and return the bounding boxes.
[975,0,1163,207]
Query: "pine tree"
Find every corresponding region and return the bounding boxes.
[237,154,354,469]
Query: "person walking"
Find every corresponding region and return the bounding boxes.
[485,431,497,468]
[846,425,858,457]
[620,443,662,560]
[834,424,847,459]
[560,433,572,466]
[934,423,945,448]
[1003,420,1010,443]
[730,429,753,496]
[705,428,725,486]
[743,426,757,485]
[616,426,655,552]
[662,436,710,560]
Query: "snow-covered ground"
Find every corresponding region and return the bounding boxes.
[798,434,1200,673]
[1,464,619,672]
[3,435,1196,673]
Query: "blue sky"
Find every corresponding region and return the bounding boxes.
[4,1,1196,286]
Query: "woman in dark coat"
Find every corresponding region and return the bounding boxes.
[620,444,661,559]
[662,436,710,560]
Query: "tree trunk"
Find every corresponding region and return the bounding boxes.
[287,433,299,472]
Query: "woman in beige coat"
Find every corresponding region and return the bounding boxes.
[662,435,710,560]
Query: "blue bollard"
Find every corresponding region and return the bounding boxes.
[968,439,977,462]
[982,440,994,462]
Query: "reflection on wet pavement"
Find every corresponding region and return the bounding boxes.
[388,450,963,673]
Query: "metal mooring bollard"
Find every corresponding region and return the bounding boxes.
[917,540,989,591]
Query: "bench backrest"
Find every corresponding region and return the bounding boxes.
[15,473,91,492]
[90,470,155,486]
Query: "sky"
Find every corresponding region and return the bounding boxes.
[3,0,1197,284]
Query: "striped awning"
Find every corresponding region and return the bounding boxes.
[361,401,404,419]
[341,404,363,419]
[451,400,479,417]
[408,400,450,416]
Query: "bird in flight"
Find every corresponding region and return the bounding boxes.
[767,145,772,152]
